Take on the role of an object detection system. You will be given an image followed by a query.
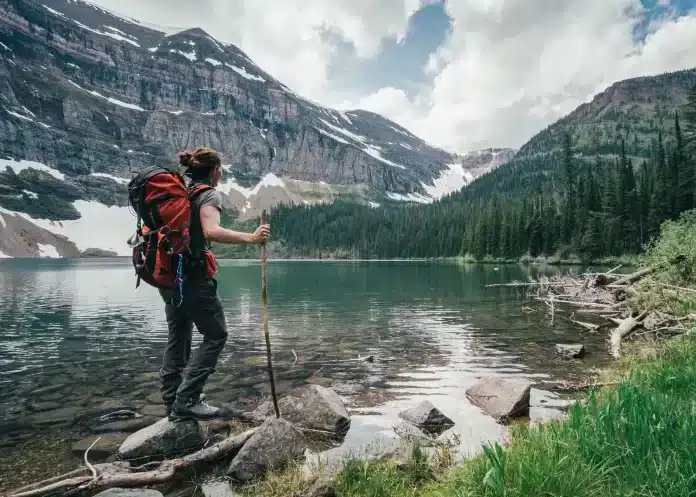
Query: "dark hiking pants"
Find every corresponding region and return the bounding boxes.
[158,277,228,407]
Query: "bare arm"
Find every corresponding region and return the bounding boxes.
[200,205,270,245]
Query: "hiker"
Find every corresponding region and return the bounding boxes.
[158,147,270,421]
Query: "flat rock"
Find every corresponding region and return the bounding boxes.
[246,385,350,435]
[466,376,532,423]
[94,416,158,434]
[530,407,569,426]
[146,392,165,405]
[28,406,83,427]
[141,405,167,418]
[118,418,208,460]
[398,401,453,434]
[93,489,163,497]
[200,481,241,497]
[227,417,306,484]
[72,433,130,461]
[555,344,585,360]
[26,401,62,412]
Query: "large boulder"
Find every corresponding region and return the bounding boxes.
[398,401,453,434]
[555,344,585,360]
[227,417,307,484]
[466,376,532,423]
[246,385,350,435]
[117,418,208,461]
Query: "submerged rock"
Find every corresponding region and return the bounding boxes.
[94,416,158,434]
[28,406,83,427]
[93,489,163,497]
[72,433,129,461]
[141,404,167,418]
[398,401,454,434]
[555,344,585,359]
[466,376,532,423]
[227,417,306,484]
[117,418,208,460]
[246,385,350,435]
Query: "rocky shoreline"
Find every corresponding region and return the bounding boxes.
[4,376,562,497]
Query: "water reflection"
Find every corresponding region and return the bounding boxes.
[0,259,611,486]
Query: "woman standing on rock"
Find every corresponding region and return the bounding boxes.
[156,147,271,421]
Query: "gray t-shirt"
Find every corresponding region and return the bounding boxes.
[191,187,222,252]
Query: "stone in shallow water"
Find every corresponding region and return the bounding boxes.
[227,417,306,484]
[71,433,129,461]
[26,401,62,412]
[93,416,158,434]
[530,407,569,426]
[146,392,165,405]
[141,404,167,418]
[93,489,163,497]
[398,401,454,434]
[117,418,208,461]
[246,385,350,435]
[466,376,532,423]
[28,406,83,427]
[555,344,585,360]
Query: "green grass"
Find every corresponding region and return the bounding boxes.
[329,336,696,497]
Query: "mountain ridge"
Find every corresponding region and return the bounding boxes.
[0,0,514,258]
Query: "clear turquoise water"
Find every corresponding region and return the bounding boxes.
[0,259,611,487]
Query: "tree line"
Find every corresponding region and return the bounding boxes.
[265,85,696,261]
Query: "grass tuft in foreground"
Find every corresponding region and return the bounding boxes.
[328,335,696,497]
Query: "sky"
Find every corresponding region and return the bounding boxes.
[86,0,696,154]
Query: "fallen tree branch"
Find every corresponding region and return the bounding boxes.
[559,315,600,332]
[8,429,257,497]
[84,437,101,482]
[611,266,657,287]
[608,310,648,359]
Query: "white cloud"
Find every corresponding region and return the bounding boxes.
[87,0,424,101]
[342,0,696,152]
[87,0,696,153]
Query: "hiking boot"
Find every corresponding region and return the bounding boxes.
[164,393,206,418]
[169,396,220,421]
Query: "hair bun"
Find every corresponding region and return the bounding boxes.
[178,152,194,168]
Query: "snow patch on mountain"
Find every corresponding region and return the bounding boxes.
[90,172,130,184]
[386,191,431,203]
[317,119,406,170]
[68,80,144,111]
[171,49,197,62]
[0,158,65,180]
[43,5,67,18]
[421,163,475,200]
[38,243,60,258]
[224,63,265,82]
[3,201,133,256]
[71,19,141,47]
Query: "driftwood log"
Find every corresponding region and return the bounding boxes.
[608,311,648,359]
[8,428,257,497]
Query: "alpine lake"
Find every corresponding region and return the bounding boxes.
[0,259,616,492]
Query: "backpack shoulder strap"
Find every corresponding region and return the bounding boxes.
[188,182,215,201]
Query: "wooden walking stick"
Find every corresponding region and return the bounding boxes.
[260,209,280,418]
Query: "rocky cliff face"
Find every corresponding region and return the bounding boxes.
[0,0,513,257]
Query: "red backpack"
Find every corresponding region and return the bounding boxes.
[126,166,217,292]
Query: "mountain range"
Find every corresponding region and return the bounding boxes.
[0,0,518,258]
[1,0,692,259]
